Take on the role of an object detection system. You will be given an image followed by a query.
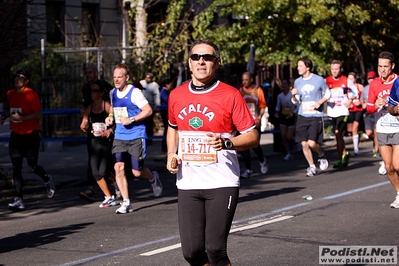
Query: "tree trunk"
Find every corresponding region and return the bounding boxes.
[135,0,147,64]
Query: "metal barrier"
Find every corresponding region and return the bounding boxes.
[0,108,279,143]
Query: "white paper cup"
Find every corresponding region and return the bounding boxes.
[92,122,106,137]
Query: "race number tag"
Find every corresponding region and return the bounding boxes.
[302,101,316,114]
[179,131,217,166]
[113,107,128,123]
[380,113,399,127]
[246,103,256,118]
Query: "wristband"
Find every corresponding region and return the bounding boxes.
[108,113,113,117]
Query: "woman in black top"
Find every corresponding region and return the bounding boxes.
[80,81,117,208]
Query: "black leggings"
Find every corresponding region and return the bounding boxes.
[89,137,113,181]
[9,131,49,199]
[241,127,265,169]
[178,187,239,266]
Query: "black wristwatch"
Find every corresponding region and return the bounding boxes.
[223,138,233,149]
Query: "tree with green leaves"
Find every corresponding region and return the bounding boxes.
[132,0,399,80]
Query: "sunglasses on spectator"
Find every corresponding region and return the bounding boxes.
[91,89,101,93]
[367,77,375,80]
[189,54,218,62]
[14,75,27,80]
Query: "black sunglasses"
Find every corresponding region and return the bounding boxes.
[14,74,27,80]
[189,54,218,62]
[91,89,101,93]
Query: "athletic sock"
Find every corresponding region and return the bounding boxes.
[353,134,359,152]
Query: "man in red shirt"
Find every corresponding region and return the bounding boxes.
[239,71,268,178]
[0,70,55,211]
[366,51,399,208]
[325,60,358,168]
[166,40,258,266]
[347,72,364,155]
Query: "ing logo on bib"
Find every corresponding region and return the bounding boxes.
[189,117,203,129]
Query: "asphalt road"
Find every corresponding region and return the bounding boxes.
[1,140,398,266]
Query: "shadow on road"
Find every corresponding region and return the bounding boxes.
[0,222,93,254]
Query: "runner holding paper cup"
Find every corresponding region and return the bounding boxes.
[92,122,107,137]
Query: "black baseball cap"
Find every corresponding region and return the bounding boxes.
[15,70,31,80]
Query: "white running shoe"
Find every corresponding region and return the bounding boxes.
[151,171,163,197]
[99,196,117,208]
[378,161,387,175]
[318,158,329,171]
[241,169,253,179]
[8,197,25,211]
[390,195,399,208]
[115,200,133,214]
[283,154,293,161]
[260,157,268,174]
[306,166,317,177]
[45,174,55,198]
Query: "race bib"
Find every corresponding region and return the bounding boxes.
[380,113,399,127]
[246,103,256,118]
[302,101,316,114]
[179,131,217,166]
[113,107,128,123]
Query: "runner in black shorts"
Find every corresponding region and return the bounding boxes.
[275,78,298,161]
[292,57,329,177]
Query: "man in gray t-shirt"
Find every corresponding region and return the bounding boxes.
[292,57,329,177]
[140,73,161,145]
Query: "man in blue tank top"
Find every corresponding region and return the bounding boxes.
[105,64,163,214]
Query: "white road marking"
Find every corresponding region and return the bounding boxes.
[61,181,390,265]
[140,243,182,256]
[140,215,294,256]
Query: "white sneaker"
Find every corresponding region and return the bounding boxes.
[378,161,387,175]
[45,174,55,198]
[390,195,399,208]
[241,169,253,179]
[283,154,293,161]
[8,197,25,211]
[306,166,317,177]
[150,171,163,197]
[318,158,329,171]
[260,157,268,174]
[99,196,117,208]
[115,200,133,214]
